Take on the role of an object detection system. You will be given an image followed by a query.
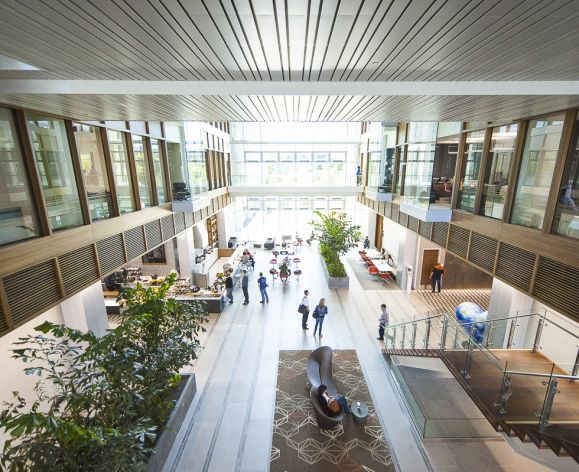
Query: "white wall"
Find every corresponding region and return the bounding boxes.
[125,240,177,277]
[216,210,228,248]
[367,212,377,248]
[193,222,209,249]
[176,227,195,277]
[60,281,108,337]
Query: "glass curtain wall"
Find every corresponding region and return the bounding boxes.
[457,130,485,212]
[73,123,114,221]
[150,139,166,204]
[381,126,397,193]
[184,122,209,195]
[511,115,565,229]
[27,114,83,230]
[131,135,153,208]
[0,108,39,245]
[230,122,360,186]
[403,122,438,208]
[552,116,579,239]
[107,130,135,214]
[480,123,518,219]
[366,122,383,188]
[432,123,461,207]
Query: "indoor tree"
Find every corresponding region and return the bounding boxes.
[310,210,362,277]
[0,274,207,471]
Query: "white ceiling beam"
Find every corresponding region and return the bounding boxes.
[1,80,578,96]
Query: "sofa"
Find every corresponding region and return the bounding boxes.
[306,346,344,429]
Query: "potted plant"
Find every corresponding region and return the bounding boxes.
[0,274,207,471]
[310,210,361,288]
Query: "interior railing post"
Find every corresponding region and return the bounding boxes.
[572,345,579,380]
[392,327,397,349]
[485,321,495,348]
[532,312,546,353]
[461,325,475,380]
[440,316,448,351]
[411,322,417,349]
[539,366,559,434]
[497,362,510,417]
[506,311,519,349]
[401,325,407,349]
[453,324,459,348]
[424,319,432,349]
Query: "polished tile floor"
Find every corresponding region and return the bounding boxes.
[162,243,575,472]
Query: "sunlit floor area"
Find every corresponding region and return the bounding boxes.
[160,244,575,472]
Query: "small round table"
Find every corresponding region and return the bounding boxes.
[351,401,368,425]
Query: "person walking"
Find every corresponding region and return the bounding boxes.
[363,236,370,250]
[241,270,249,305]
[429,262,445,293]
[356,165,363,186]
[257,272,269,303]
[224,271,234,304]
[377,303,390,341]
[313,298,328,338]
[300,290,310,330]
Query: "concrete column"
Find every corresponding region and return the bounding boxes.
[176,227,195,279]
[216,209,228,249]
[397,227,418,290]
[193,223,208,249]
[367,211,377,248]
[60,281,108,337]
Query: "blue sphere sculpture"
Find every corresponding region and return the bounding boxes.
[455,302,488,344]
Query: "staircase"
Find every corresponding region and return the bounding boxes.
[383,311,579,462]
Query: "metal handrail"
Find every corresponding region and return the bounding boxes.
[504,370,579,381]
[385,311,444,329]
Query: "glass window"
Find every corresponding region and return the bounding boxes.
[27,114,83,230]
[480,124,518,219]
[131,135,153,208]
[0,108,39,245]
[105,121,128,130]
[552,117,579,239]
[107,130,135,214]
[432,132,459,207]
[457,130,485,212]
[150,139,166,204]
[129,121,147,135]
[148,121,162,137]
[73,123,114,221]
[511,115,565,229]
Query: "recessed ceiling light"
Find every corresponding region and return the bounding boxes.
[0,53,41,71]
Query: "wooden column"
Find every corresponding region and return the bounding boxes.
[99,127,120,217]
[542,109,577,233]
[472,127,493,216]
[65,120,91,225]
[124,132,142,211]
[205,149,213,190]
[451,128,467,209]
[13,109,52,236]
[159,139,173,202]
[144,136,159,207]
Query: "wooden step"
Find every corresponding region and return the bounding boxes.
[382,348,439,358]
[560,440,579,462]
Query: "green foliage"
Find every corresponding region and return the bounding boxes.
[311,211,361,278]
[0,274,208,472]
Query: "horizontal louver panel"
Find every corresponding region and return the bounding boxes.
[419,221,432,239]
[0,297,7,334]
[495,243,535,292]
[58,245,99,295]
[124,227,146,260]
[408,216,419,233]
[145,220,162,249]
[384,202,392,218]
[399,212,409,228]
[391,204,400,222]
[185,211,193,227]
[431,223,449,248]
[97,234,125,274]
[533,257,579,320]
[161,215,175,239]
[175,213,186,233]
[4,261,61,327]
[448,225,470,259]
[468,233,498,274]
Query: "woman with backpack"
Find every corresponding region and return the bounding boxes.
[312,298,328,338]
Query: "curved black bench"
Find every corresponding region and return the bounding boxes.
[306,346,344,429]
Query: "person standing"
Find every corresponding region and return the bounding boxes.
[241,270,249,305]
[313,298,328,338]
[430,262,445,293]
[363,236,370,249]
[300,290,310,330]
[224,271,234,304]
[377,303,390,341]
[356,165,363,186]
[257,272,269,304]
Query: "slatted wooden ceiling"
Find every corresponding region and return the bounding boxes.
[0,0,577,121]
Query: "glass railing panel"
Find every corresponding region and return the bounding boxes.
[390,357,426,433]
[538,372,579,446]
[499,371,549,423]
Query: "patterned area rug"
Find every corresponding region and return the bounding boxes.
[415,289,491,313]
[271,350,394,471]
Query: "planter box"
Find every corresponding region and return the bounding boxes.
[319,252,349,289]
[148,373,197,472]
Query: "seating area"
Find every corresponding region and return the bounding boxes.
[306,346,345,429]
[360,250,395,285]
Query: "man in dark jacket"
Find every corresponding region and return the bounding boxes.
[241,270,249,305]
[224,271,234,304]
[430,262,445,293]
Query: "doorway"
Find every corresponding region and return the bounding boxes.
[421,249,439,286]
[375,214,383,250]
